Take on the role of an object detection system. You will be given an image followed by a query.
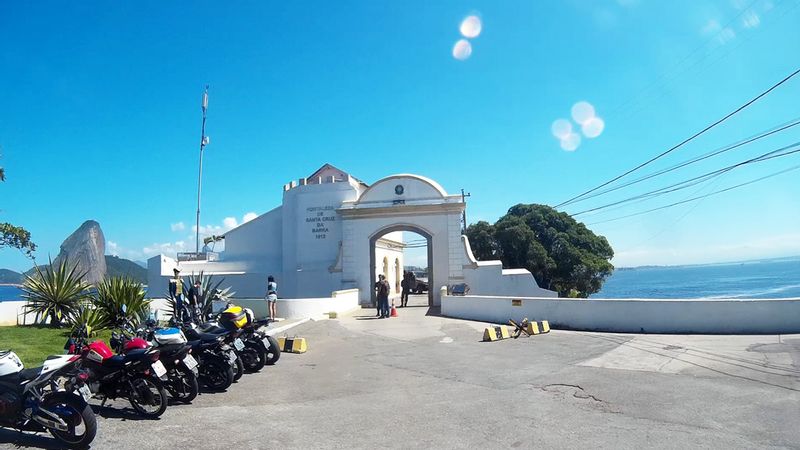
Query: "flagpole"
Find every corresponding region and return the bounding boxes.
[195,85,209,256]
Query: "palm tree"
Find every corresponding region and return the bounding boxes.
[22,258,91,327]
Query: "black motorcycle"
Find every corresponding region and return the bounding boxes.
[181,322,245,382]
[239,317,281,368]
[111,326,200,404]
[0,350,97,448]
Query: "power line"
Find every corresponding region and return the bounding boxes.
[559,116,800,208]
[607,0,761,120]
[555,67,800,209]
[586,164,800,226]
[572,141,800,216]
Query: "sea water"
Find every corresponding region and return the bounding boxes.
[0,285,24,301]
[593,257,800,299]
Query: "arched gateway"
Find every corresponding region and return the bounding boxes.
[338,174,464,306]
[147,164,556,311]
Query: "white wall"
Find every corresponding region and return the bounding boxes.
[148,289,360,321]
[460,236,557,298]
[0,301,46,326]
[441,294,800,334]
[224,206,283,265]
[281,179,360,298]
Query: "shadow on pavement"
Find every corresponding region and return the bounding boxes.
[91,404,154,421]
[425,307,441,317]
[0,429,67,450]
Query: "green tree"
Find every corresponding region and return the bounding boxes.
[466,204,613,297]
[0,165,36,258]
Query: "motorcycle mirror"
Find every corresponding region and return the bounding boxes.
[121,304,128,314]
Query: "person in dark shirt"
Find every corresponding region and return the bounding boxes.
[187,280,202,322]
[374,274,390,318]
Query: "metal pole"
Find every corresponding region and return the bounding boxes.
[461,188,471,233]
[196,86,209,255]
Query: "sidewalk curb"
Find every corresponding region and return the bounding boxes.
[263,317,311,336]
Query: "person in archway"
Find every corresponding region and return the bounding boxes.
[265,275,278,322]
[375,274,390,318]
[400,271,410,308]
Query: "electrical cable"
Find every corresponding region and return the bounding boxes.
[572,142,800,216]
[555,67,800,209]
[559,116,800,207]
[586,163,800,225]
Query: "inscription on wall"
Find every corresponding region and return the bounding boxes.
[306,206,336,239]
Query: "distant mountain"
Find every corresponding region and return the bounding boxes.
[53,220,106,284]
[105,255,147,283]
[0,268,22,284]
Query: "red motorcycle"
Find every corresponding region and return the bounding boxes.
[67,333,169,419]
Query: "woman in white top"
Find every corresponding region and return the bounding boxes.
[266,275,278,322]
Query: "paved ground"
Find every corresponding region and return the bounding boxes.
[3,295,800,449]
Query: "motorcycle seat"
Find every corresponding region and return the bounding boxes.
[198,323,228,334]
[18,367,41,382]
[105,355,127,367]
[184,328,227,342]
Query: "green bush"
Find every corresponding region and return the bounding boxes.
[69,304,107,337]
[22,258,91,327]
[95,276,150,329]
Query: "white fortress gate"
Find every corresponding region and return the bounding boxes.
[148,165,556,311]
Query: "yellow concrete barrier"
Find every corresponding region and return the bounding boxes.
[483,325,510,342]
[526,322,540,335]
[278,336,308,353]
[539,320,550,333]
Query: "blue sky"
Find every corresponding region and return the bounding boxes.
[1,0,799,272]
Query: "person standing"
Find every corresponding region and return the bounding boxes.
[265,275,278,322]
[400,271,410,308]
[374,274,390,318]
[187,280,202,322]
[168,268,185,323]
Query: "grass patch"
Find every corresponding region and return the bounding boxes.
[0,325,113,367]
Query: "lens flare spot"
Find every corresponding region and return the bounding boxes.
[452,39,472,60]
[551,119,573,139]
[571,101,596,125]
[460,15,482,38]
[582,117,605,138]
[560,133,581,151]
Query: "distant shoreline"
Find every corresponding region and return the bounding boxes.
[0,283,22,287]
[616,255,800,270]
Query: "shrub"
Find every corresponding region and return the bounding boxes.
[95,276,150,329]
[22,258,91,327]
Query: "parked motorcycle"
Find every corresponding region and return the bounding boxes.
[110,325,200,404]
[0,350,97,448]
[68,332,169,419]
[182,321,245,381]
[239,314,281,367]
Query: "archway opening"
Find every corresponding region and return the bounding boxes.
[370,226,433,308]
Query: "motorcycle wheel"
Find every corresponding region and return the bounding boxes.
[169,366,199,403]
[264,335,281,365]
[241,343,266,373]
[200,357,234,391]
[42,393,97,449]
[128,375,168,418]
[233,353,244,381]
